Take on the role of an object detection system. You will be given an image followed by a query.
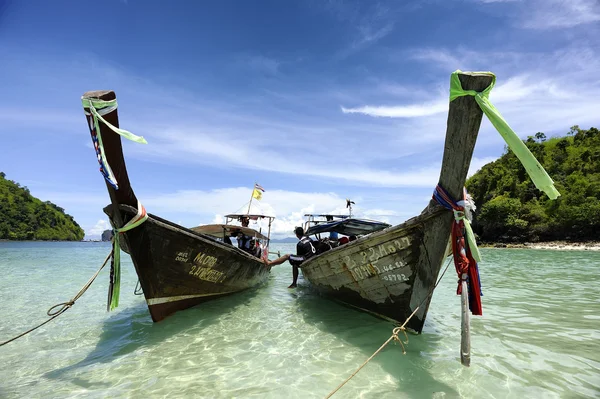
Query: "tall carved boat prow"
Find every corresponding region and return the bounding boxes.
[81,91,272,322]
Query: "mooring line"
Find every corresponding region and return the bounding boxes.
[325,257,452,398]
[0,250,113,347]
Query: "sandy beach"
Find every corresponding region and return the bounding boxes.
[482,241,600,251]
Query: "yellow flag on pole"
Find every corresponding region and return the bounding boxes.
[252,188,263,200]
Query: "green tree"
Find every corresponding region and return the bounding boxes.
[466,126,600,242]
[0,173,84,241]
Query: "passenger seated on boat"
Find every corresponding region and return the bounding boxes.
[326,216,339,242]
[223,235,233,245]
[263,226,316,288]
[250,238,262,258]
[236,231,253,254]
[338,236,349,245]
[315,238,333,254]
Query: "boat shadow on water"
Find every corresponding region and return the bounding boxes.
[294,285,460,397]
[43,287,261,386]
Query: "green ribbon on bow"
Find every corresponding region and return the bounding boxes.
[81,98,148,144]
[450,70,560,200]
[108,203,148,311]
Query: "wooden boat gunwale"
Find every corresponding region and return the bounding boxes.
[107,203,270,262]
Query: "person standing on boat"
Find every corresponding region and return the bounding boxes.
[264,226,316,288]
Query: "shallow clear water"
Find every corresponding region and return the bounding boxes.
[0,242,599,398]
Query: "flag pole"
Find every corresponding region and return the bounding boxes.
[247,182,255,215]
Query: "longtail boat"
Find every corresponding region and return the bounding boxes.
[295,71,560,342]
[81,91,273,322]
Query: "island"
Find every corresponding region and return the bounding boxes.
[0,172,84,241]
[466,125,599,245]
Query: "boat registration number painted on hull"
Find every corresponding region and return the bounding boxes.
[349,262,409,281]
[193,252,218,268]
[381,273,409,282]
[176,249,226,283]
[189,265,226,283]
[174,251,218,268]
[339,237,412,281]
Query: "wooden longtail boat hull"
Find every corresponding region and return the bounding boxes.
[105,204,270,322]
[82,90,270,322]
[300,73,493,333]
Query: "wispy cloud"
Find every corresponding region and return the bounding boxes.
[474,0,521,3]
[239,54,281,75]
[87,219,111,236]
[379,45,600,147]
[522,0,600,29]
[132,129,443,188]
[468,156,498,177]
[474,0,600,29]
[322,1,398,58]
[341,99,447,118]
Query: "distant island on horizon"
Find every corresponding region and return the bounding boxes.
[0,172,84,241]
[268,237,298,243]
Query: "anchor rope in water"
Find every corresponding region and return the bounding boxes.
[324,257,453,399]
[0,250,114,348]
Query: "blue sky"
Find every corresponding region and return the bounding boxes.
[1,0,599,239]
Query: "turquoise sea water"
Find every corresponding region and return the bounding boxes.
[0,242,599,398]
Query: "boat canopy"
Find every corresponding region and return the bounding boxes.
[225,214,275,221]
[305,218,390,237]
[303,214,350,219]
[190,224,268,240]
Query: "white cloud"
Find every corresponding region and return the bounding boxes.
[87,219,111,236]
[129,127,443,188]
[522,0,600,29]
[468,156,498,177]
[241,55,281,75]
[324,1,398,58]
[408,49,464,71]
[341,99,448,118]
[136,187,423,238]
[364,46,600,152]
[473,0,600,29]
[475,0,521,3]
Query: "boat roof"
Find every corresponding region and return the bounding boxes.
[224,214,275,220]
[305,218,391,237]
[190,224,268,240]
[304,214,350,219]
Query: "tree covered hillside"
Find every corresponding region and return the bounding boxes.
[0,172,84,240]
[466,126,600,243]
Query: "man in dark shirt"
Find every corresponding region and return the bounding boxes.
[264,226,316,288]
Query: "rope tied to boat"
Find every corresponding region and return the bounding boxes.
[81,97,149,310]
[108,200,148,311]
[449,70,560,200]
[0,250,113,347]
[81,97,147,189]
[325,258,453,398]
[433,184,483,316]
[324,322,410,399]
